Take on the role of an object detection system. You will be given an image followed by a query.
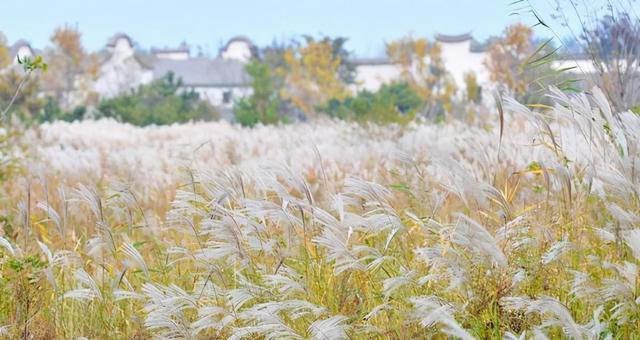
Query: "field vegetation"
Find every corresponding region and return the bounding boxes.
[1,1,640,338]
[1,86,640,338]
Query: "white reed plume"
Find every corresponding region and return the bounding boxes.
[0,236,17,257]
[63,268,102,301]
[410,296,475,340]
[541,235,574,265]
[142,283,197,339]
[264,266,306,296]
[36,201,63,237]
[500,296,594,338]
[447,213,507,267]
[121,241,150,279]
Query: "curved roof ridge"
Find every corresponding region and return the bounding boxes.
[434,32,473,43]
[107,33,134,47]
[224,35,255,50]
[151,41,190,54]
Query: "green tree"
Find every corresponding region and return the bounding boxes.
[234,61,284,127]
[386,35,457,116]
[97,72,217,126]
[37,96,86,123]
[319,82,423,124]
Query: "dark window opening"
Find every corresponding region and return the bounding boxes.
[223,91,232,104]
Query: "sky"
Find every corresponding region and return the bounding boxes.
[0,0,612,57]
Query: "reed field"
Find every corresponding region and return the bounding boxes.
[1,87,640,339]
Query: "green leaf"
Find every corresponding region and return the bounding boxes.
[390,183,411,192]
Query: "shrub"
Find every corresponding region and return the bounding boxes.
[0,70,43,122]
[319,82,422,123]
[233,61,286,127]
[97,72,217,126]
[37,96,86,123]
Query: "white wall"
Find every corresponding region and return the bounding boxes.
[351,63,402,92]
[439,41,489,91]
[193,86,252,108]
[351,40,493,104]
[552,59,598,74]
[12,46,34,63]
[93,38,153,98]
[221,41,252,62]
[154,51,189,60]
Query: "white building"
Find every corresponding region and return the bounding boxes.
[435,33,491,92]
[350,33,494,103]
[350,57,402,93]
[92,33,255,115]
[90,32,503,110]
[220,36,257,63]
[5,32,597,117]
[9,40,40,64]
[93,34,155,99]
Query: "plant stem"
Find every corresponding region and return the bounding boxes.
[1,71,32,120]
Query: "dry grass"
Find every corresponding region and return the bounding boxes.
[0,87,639,339]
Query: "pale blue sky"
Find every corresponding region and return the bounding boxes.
[0,0,622,57]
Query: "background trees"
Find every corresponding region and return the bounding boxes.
[41,25,99,111]
[234,36,355,125]
[318,82,422,123]
[0,33,10,69]
[582,13,640,111]
[233,61,283,127]
[485,23,569,104]
[0,69,42,121]
[96,72,217,126]
[281,36,352,117]
[386,35,456,117]
[5,19,631,126]
[524,0,640,111]
[486,23,533,97]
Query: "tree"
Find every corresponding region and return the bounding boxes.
[0,52,49,123]
[234,61,283,127]
[464,72,481,103]
[322,36,356,85]
[582,13,640,110]
[282,36,351,116]
[527,0,640,111]
[386,35,456,116]
[41,25,98,110]
[319,82,423,123]
[0,32,10,69]
[487,22,579,104]
[0,70,43,121]
[97,72,217,126]
[486,23,534,97]
[261,41,290,93]
[38,96,87,123]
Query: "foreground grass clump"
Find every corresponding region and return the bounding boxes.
[1,87,640,338]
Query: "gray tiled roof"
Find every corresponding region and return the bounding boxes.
[152,57,251,87]
[107,33,134,47]
[151,42,190,54]
[435,33,473,43]
[469,38,495,53]
[224,36,254,48]
[348,57,392,66]
[219,35,258,59]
